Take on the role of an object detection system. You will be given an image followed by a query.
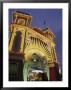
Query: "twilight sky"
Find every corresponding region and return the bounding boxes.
[9,9,62,64]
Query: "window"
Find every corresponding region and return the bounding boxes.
[12,31,22,52]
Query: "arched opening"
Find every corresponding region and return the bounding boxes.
[23,52,50,81]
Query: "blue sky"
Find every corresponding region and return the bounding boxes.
[9,9,62,64]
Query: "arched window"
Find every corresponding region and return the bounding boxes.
[12,31,22,52]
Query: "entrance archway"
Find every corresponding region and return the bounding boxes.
[23,49,50,81]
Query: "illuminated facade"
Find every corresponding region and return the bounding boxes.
[9,11,61,81]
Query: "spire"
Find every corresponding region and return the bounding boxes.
[44,20,47,28]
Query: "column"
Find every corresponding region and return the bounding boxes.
[49,67,56,81]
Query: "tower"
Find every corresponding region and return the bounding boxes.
[9,11,32,81]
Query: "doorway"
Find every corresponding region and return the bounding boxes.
[23,53,50,81]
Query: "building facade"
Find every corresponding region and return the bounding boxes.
[9,11,61,81]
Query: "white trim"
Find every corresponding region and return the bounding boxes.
[3,3,68,87]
